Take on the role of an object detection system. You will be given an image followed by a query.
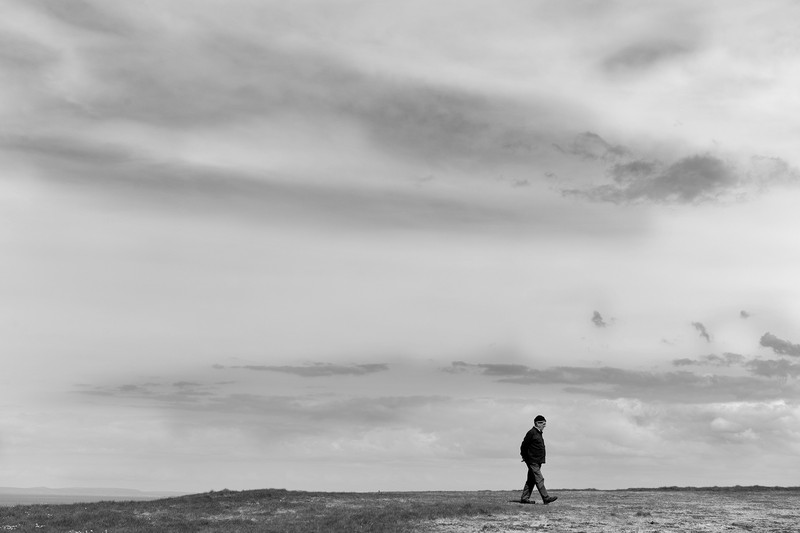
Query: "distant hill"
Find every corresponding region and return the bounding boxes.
[620,485,800,492]
[0,486,186,506]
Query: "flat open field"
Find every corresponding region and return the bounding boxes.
[1,487,798,532]
[425,489,800,532]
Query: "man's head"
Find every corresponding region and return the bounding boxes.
[534,415,546,430]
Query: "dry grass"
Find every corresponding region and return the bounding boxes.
[1,487,798,532]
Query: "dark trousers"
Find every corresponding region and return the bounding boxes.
[521,462,549,502]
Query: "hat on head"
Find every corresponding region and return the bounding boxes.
[534,415,546,423]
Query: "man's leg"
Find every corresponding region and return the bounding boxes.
[528,463,550,501]
[520,463,535,502]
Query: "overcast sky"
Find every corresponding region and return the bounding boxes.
[3,0,800,493]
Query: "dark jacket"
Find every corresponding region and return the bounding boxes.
[520,427,546,464]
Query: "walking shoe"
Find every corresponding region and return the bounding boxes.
[520,499,535,504]
[543,496,558,504]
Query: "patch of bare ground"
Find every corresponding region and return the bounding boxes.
[419,490,800,533]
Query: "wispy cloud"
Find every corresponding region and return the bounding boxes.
[556,131,800,205]
[75,376,449,429]
[592,310,607,328]
[603,40,694,73]
[564,153,799,204]
[760,332,800,356]
[673,352,800,381]
[35,0,135,35]
[223,362,390,378]
[2,134,648,238]
[442,360,798,402]
[692,322,712,342]
[554,132,631,162]
[7,1,800,218]
[2,4,575,171]
[745,359,800,379]
[673,353,745,367]
[75,380,217,403]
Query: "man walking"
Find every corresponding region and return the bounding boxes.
[519,415,558,504]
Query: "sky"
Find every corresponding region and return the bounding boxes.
[2,0,800,493]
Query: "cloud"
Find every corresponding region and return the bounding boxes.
[610,160,661,183]
[0,32,58,71]
[746,359,800,379]
[557,131,800,205]
[226,362,390,378]
[6,2,800,199]
[201,393,450,427]
[35,0,134,36]
[441,363,529,377]
[748,155,800,189]
[760,332,800,356]
[592,310,607,328]
[692,322,712,342]
[567,154,737,204]
[76,377,450,430]
[673,352,800,381]
[442,361,797,403]
[8,1,800,235]
[659,157,737,202]
[2,134,646,239]
[673,353,746,367]
[441,361,472,374]
[5,4,575,172]
[75,380,217,403]
[553,132,631,162]
[0,136,506,230]
[603,41,693,73]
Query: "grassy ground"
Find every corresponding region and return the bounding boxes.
[1,487,799,532]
